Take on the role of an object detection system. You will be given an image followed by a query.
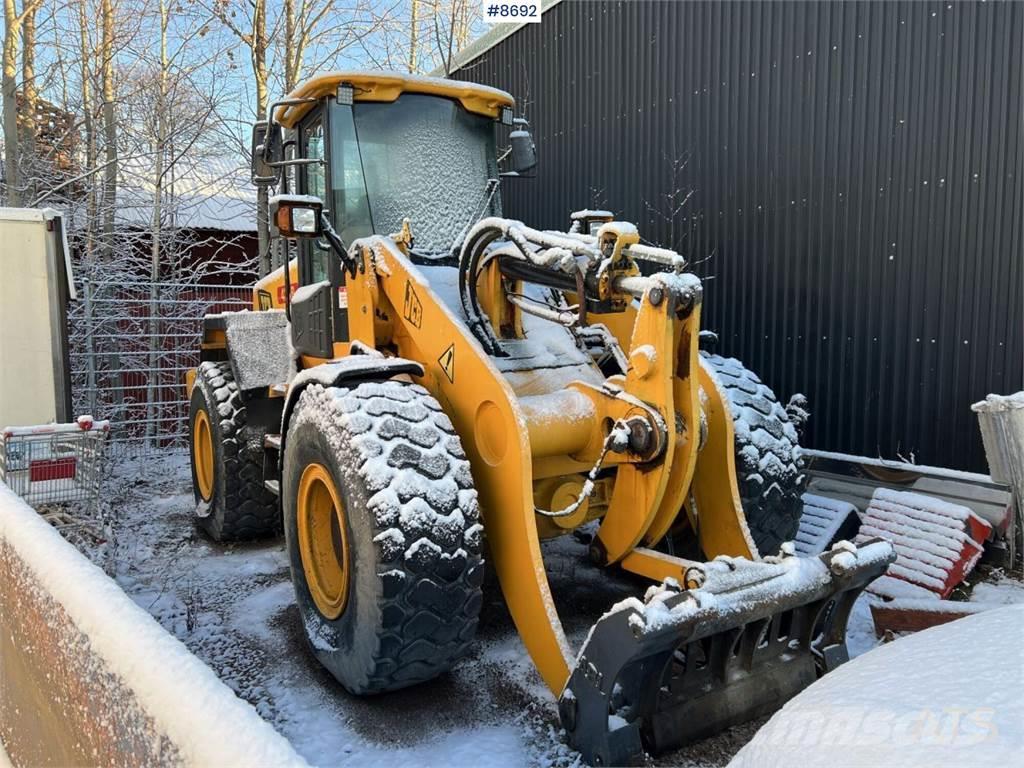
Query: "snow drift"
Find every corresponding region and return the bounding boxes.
[730,604,1024,767]
[0,481,305,767]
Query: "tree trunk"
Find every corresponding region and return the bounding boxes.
[455,0,470,51]
[78,0,96,265]
[433,0,457,76]
[20,2,36,200]
[284,0,297,91]
[100,0,116,264]
[146,0,169,444]
[3,0,22,205]
[409,0,419,73]
[254,0,270,276]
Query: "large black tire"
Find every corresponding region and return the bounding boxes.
[702,353,807,557]
[188,361,279,541]
[283,379,484,694]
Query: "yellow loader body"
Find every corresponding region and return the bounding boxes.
[186,72,894,766]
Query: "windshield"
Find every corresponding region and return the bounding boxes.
[328,94,500,252]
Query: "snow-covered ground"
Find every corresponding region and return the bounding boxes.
[967,569,1024,604]
[72,452,767,766]
[64,452,1022,767]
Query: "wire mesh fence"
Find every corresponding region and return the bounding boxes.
[67,279,253,457]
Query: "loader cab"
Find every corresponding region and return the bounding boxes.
[258,72,527,360]
[298,92,504,251]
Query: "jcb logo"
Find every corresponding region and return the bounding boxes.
[403,280,423,328]
[277,282,299,304]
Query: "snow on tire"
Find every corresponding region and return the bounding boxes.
[188,360,279,541]
[702,353,807,557]
[282,380,484,694]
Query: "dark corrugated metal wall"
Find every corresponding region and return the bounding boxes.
[454,0,1023,472]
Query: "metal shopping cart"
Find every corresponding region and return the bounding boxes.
[1,416,110,512]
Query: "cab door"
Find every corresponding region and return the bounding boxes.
[289,104,348,359]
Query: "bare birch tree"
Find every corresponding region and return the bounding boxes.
[99,0,118,262]
[2,0,44,204]
[78,0,98,263]
[431,0,480,75]
[282,0,339,91]
[20,1,36,152]
[209,0,271,273]
[409,0,420,72]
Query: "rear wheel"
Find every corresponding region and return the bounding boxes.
[283,379,484,694]
[188,361,279,541]
[702,354,807,557]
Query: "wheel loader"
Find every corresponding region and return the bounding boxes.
[186,71,894,765]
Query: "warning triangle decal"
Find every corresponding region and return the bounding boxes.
[438,343,455,383]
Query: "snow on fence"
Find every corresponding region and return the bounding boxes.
[0,480,305,767]
[68,279,252,457]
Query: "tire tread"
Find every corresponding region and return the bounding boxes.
[193,360,278,540]
[288,380,482,693]
[703,354,807,556]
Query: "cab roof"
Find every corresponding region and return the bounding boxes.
[274,71,515,128]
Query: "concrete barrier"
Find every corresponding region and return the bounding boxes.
[0,482,306,767]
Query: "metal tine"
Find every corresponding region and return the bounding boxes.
[709,630,736,682]
[737,617,765,670]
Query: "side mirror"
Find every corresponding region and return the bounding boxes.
[269,194,324,239]
[251,120,283,184]
[509,123,537,174]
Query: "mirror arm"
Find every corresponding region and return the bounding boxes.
[320,214,358,278]
[283,238,292,321]
[267,157,324,169]
[265,96,317,125]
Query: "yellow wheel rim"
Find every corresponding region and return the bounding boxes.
[296,463,351,620]
[193,408,214,502]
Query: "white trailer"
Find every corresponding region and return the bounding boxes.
[0,207,75,428]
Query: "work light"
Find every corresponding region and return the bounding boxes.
[269,195,324,239]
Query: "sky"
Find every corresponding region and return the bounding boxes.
[30,1,489,159]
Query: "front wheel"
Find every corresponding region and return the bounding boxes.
[282,379,484,694]
[702,353,807,557]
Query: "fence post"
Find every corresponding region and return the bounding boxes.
[82,278,98,416]
[145,282,162,446]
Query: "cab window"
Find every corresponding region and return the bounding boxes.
[329,103,373,246]
[300,116,329,284]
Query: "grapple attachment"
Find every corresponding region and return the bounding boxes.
[559,539,896,766]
